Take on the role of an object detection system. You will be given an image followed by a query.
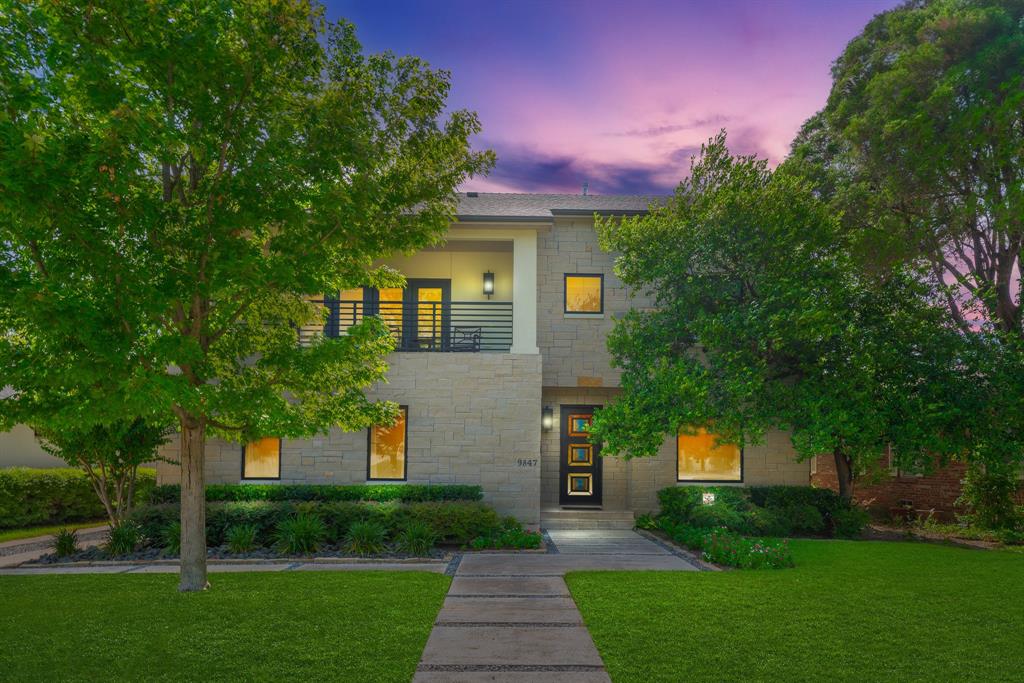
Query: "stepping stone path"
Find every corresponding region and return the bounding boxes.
[413,529,698,681]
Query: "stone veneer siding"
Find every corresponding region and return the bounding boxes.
[537,217,652,388]
[539,387,810,513]
[156,352,543,526]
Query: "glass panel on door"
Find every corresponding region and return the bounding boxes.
[416,287,443,350]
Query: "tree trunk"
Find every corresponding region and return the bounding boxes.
[833,447,854,503]
[179,418,209,592]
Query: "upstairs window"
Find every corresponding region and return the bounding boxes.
[677,429,742,482]
[564,274,604,314]
[368,406,408,480]
[242,437,282,480]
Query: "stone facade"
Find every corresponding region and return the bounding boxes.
[155,210,812,525]
[537,217,651,388]
[157,352,543,526]
[538,387,809,513]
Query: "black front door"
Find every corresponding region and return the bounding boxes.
[559,405,602,506]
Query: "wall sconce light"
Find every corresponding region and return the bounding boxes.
[542,405,554,431]
[482,270,495,298]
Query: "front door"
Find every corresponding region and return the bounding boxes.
[559,405,602,507]
[405,279,451,351]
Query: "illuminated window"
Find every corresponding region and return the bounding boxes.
[564,274,603,313]
[337,288,364,334]
[677,429,742,482]
[378,287,404,340]
[242,437,281,479]
[368,406,408,480]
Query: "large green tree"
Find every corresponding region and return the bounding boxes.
[592,135,964,501]
[0,1,492,590]
[790,0,1024,524]
[812,0,1023,337]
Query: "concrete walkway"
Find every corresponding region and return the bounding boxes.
[0,525,109,568]
[413,529,698,681]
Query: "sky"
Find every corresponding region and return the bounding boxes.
[328,0,901,195]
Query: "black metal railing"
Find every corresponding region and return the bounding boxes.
[314,300,513,352]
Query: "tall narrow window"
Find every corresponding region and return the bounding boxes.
[564,274,604,313]
[337,288,364,334]
[378,287,404,340]
[368,406,408,480]
[677,429,742,482]
[242,437,281,480]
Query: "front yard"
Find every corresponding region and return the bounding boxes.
[568,540,1024,682]
[0,571,449,682]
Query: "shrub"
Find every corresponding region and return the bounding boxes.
[148,483,483,505]
[832,506,871,539]
[346,520,387,555]
[51,528,79,557]
[635,513,658,530]
[469,528,543,550]
[130,504,181,547]
[0,467,156,529]
[226,524,259,553]
[658,486,749,522]
[274,513,327,555]
[206,501,296,546]
[401,501,502,544]
[107,522,141,556]
[748,486,845,519]
[780,503,826,535]
[163,521,181,555]
[687,503,745,531]
[742,507,793,537]
[394,521,436,556]
[957,463,1022,530]
[701,528,794,569]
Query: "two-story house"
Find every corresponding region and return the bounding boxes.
[154,193,810,528]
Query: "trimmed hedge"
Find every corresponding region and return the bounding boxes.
[148,483,483,505]
[130,499,504,548]
[0,467,156,529]
[656,484,866,539]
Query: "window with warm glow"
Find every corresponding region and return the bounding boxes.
[337,288,364,333]
[243,437,281,479]
[564,274,603,313]
[368,407,407,480]
[677,429,741,482]
[378,287,404,339]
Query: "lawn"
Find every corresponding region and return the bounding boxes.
[0,520,107,543]
[567,540,1024,682]
[0,571,449,682]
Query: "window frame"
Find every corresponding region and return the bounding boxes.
[240,437,283,481]
[366,405,409,482]
[563,273,605,315]
[675,431,744,484]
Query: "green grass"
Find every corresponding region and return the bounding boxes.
[0,520,107,543]
[0,571,449,682]
[567,540,1024,682]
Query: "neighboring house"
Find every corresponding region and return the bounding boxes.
[0,424,66,468]
[811,452,1024,521]
[140,192,808,527]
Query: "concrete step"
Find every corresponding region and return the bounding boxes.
[540,509,635,530]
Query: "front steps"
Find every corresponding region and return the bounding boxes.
[540,508,636,530]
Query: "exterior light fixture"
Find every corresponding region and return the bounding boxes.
[541,406,554,431]
[482,270,495,298]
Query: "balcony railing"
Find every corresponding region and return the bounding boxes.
[313,300,513,352]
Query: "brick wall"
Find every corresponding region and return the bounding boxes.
[157,352,543,526]
[810,454,1024,519]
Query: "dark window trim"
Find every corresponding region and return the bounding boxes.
[675,433,744,484]
[563,273,605,314]
[240,438,283,481]
[366,405,409,482]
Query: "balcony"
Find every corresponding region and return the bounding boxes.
[318,299,513,352]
